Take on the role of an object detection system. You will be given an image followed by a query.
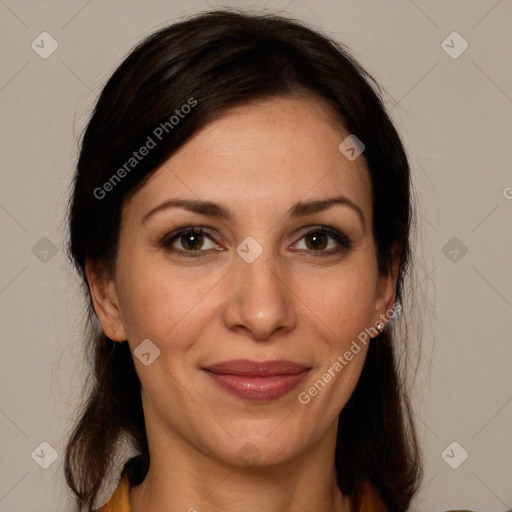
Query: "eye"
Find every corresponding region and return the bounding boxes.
[291,225,354,257]
[161,227,220,257]
[160,225,354,258]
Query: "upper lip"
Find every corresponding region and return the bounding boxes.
[202,359,310,377]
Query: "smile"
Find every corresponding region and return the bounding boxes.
[202,359,311,401]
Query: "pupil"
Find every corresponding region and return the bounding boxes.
[181,233,328,251]
[184,233,202,250]
[307,233,326,250]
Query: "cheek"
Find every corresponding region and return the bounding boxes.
[116,239,378,352]
[115,257,214,345]
[297,259,378,343]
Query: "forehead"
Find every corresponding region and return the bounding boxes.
[123,96,372,225]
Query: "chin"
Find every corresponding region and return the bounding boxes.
[205,425,307,469]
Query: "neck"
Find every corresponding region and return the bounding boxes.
[129,425,352,512]
[130,465,351,512]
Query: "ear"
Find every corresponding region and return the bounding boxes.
[85,259,128,342]
[371,241,401,327]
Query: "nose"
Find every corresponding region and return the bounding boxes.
[221,243,297,341]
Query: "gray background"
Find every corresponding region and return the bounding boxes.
[0,1,511,511]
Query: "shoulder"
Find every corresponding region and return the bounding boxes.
[96,474,385,512]
[92,473,496,512]
[356,482,495,512]
[95,473,132,512]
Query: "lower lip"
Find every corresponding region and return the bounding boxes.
[203,370,310,401]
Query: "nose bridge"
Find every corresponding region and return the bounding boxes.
[237,237,281,291]
[223,234,295,339]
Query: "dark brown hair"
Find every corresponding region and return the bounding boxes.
[64,8,422,511]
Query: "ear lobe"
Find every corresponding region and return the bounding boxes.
[84,259,127,342]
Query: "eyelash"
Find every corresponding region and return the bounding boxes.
[160,225,354,259]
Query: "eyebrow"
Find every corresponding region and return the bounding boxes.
[141,195,366,231]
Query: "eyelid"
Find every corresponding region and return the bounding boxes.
[161,224,354,256]
[161,226,220,248]
[291,224,354,252]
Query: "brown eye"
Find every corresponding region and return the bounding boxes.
[180,232,205,250]
[304,232,328,251]
[293,226,354,257]
[161,225,353,259]
[161,227,219,257]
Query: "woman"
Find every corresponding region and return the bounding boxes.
[64,9,422,512]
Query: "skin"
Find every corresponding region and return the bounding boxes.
[86,95,399,512]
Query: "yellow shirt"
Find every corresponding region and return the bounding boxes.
[96,473,387,512]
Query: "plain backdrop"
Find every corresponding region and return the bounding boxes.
[0,1,511,511]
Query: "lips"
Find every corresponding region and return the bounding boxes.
[202,359,311,401]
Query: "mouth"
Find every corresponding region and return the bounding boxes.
[202,359,311,402]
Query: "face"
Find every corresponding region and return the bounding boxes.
[87,95,397,468]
